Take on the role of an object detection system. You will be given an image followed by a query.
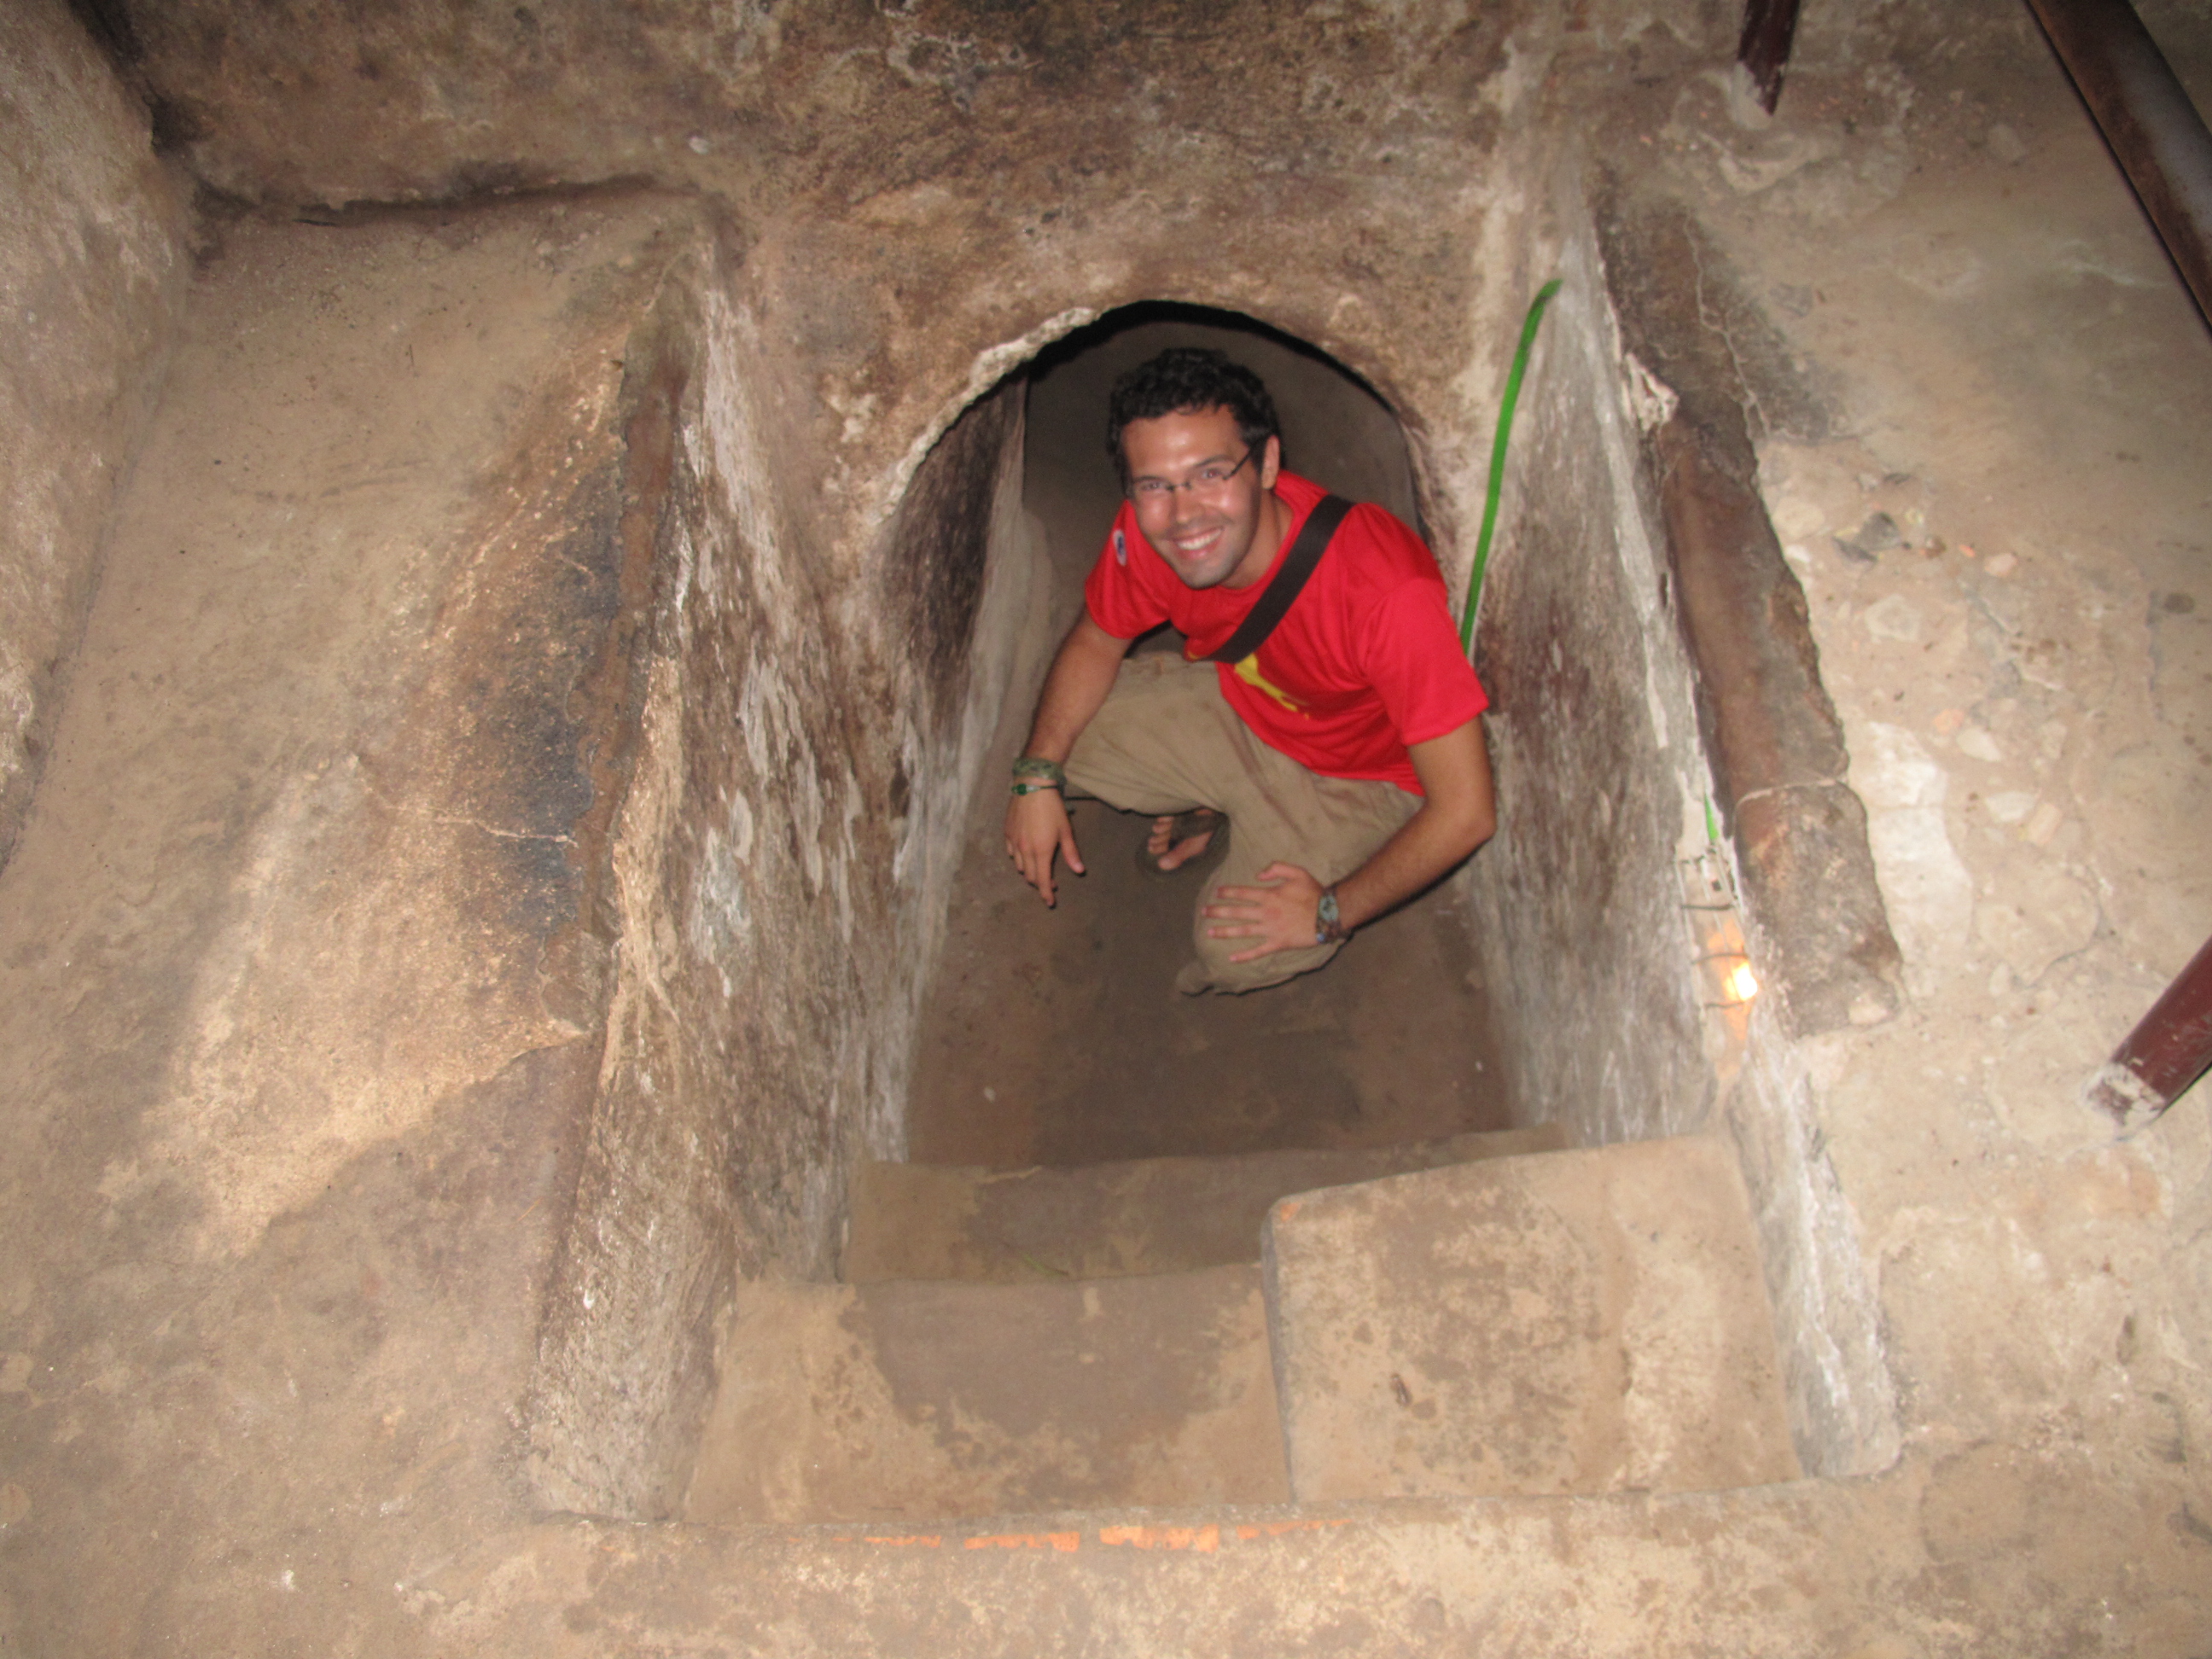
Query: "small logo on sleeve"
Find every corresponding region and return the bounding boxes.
[1113,527,1127,567]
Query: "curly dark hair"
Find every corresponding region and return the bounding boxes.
[1104,347,1281,485]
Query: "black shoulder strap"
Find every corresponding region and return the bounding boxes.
[1204,494,1353,664]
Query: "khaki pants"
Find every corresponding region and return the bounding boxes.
[1066,655,1421,994]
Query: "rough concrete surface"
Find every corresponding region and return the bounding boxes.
[309,1463,2212,1656]
[845,1126,1571,1284]
[1459,207,1900,1477]
[0,188,695,1653]
[0,0,190,870]
[97,0,1639,576]
[1605,0,2212,1579]
[684,1266,1288,1526]
[3,0,2210,1652]
[1265,1137,1801,1502]
[525,286,1044,1520]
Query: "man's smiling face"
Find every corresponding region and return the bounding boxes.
[1121,405,1284,591]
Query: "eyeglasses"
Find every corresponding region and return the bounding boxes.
[1127,448,1256,503]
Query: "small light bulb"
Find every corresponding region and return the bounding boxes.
[1726,962,1760,1003]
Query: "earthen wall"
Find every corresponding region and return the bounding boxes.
[0,0,190,870]
[1464,191,1897,1476]
[525,256,1046,1514]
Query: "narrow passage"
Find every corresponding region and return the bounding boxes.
[906,308,1511,1169]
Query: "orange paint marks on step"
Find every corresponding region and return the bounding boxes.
[963,1531,1080,1552]
[862,1534,942,1549]
[1097,1524,1219,1552]
[1234,1518,1352,1541]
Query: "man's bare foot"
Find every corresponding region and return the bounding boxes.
[1138,807,1225,876]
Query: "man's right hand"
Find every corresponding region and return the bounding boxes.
[1003,612,1129,908]
[1005,788,1085,907]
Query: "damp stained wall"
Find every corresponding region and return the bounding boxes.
[1465,189,1895,1476]
[525,257,1048,1515]
[1464,238,1714,1156]
[0,0,190,870]
[82,0,1705,620]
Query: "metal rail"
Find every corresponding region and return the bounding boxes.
[2028,0,2212,327]
[2090,934,2212,1128]
[2030,0,2212,1123]
[1737,0,1804,115]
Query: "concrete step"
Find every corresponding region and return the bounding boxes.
[683,1264,1288,1526]
[842,1123,1570,1284]
[409,1452,2177,1656]
[1262,1134,1802,1502]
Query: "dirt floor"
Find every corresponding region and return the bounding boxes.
[907,786,1511,1167]
[907,641,1511,1169]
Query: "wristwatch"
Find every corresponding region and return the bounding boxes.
[1315,887,1345,945]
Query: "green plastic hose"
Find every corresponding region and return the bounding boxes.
[1458,276,1563,655]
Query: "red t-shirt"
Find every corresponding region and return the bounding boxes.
[1084,471,1487,795]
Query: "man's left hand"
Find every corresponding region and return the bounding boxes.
[1202,861,1327,963]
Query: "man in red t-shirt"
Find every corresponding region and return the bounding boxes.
[1004,347,1495,993]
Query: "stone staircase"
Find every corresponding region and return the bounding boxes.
[683,1126,1802,1527]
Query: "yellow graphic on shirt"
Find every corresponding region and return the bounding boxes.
[1232,652,1307,715]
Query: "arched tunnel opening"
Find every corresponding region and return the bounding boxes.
[904,302,1512,1172]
